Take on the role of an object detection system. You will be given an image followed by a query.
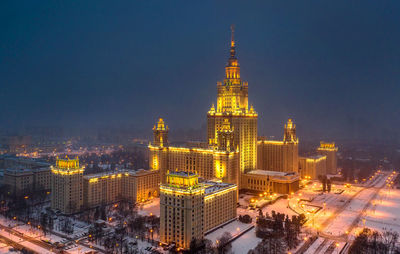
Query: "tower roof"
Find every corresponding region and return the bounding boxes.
[227,25,239,67]
[154,118,168,131]
[55,156,80,169]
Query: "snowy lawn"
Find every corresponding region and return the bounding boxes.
[231,228,261,254]
[138,198,160,217]
[361,188,400,233]
[205,220,253,244]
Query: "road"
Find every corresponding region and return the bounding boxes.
[298,171,394,254]
[0,223,57,253]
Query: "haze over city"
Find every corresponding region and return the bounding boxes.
[1,1,400,254]
[1,1,400,142]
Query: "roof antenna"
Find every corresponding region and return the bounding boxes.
[230,24,235,48]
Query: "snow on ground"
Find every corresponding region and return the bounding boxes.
[138,198,160,217]
[319,240,333,253]
[361,188,400,233]
[238,196,296,220]
[322,173,389,236]
[205,220,253,244]
[323,187,375,236]
[0,229,53,253]
[0,218,20,229]
[0,242,17,254]
[231,228,261,254]
[67,244,97,254]
[262,198,296,217]
[14,224,65,244]
[303,237,324,254]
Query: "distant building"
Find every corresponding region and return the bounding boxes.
[257,119,299,173]
[317,142,338,174]
[1,155,51,195]
[51,157,160,214]
[298,155,327,180]
[160,171,237,249]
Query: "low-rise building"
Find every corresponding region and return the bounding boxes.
[241,170,299,194]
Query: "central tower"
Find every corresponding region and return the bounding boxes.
[207,26,258,179]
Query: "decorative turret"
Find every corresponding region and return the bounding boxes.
[284,119,298,143]
[55,156,80,170]
[153,118,169,147]
[208,104,216,114]
[166,171,199,188]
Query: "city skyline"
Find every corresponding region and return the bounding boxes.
[1,1,400,142]
[0,2,399,253]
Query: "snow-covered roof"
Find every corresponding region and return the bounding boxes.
[247,170,296,177]
[204,181,236,195]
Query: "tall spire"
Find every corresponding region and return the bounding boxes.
[230,24,236,59]
[225,25,240,80]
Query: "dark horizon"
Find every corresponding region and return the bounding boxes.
[1,1,400,143]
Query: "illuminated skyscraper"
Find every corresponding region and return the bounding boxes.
[160,171,237,249]
[150,27,301,194]
[207,25,258,179]
[51,156,84,214]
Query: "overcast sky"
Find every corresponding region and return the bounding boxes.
[1,1,399,141]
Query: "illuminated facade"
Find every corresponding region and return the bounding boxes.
[149,119,240,186]
[241,170,299,194]
[150,28,341,195]
[317,142,338,174]
[207,26,257,178]
[51,156,84,214]
[257,119,299,173]
[160,171,237,249]
[83,169,159,209]
[153,118,169,147]
[51,156,159,214]
[298,155,327,180]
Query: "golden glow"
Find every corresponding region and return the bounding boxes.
[160,185,205,195]
[215,159,226,179]
[318,141,338,151]
[56,156,80,169]
[149,145,238,155]
[166,171,199,187]
[51,168,84,175]
[152,155,158,170]
[153,118,167,131]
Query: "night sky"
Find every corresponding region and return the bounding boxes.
[1,1,400,141]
